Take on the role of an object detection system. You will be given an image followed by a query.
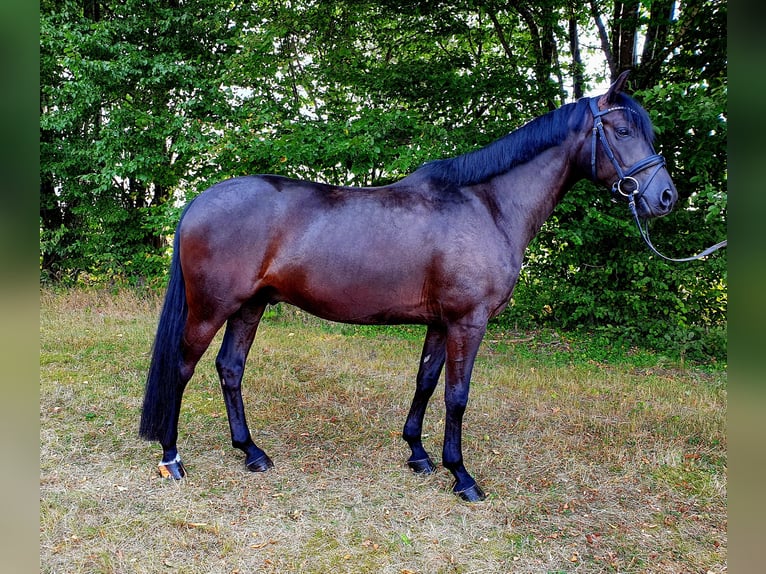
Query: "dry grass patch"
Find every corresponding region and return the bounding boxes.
[41,288,726,573]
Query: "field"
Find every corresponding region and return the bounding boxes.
[40,289,726,573]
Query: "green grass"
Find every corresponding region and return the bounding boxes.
[40,288,726,573]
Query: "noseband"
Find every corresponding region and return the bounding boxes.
[589,97,727,262]
[589,97,665,205]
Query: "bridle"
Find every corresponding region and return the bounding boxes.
[588,97,727,262]
[589,97,665,207]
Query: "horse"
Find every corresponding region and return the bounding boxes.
[140,70,677,501]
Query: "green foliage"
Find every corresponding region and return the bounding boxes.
[40,0,242,282]
[40,0,726,361]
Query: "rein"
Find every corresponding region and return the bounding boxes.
[627,195,728,262]
[589,97,727,263]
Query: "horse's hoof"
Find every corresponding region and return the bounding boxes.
[454,483,487,502]
[158,457,185,480]
[246,454,274,472]
[407,457,437,474]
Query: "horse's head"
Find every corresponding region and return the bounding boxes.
[586,70,677,219]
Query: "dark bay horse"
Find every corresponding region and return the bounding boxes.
[140,71,677,501]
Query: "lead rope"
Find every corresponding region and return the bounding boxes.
[628,194,727,262]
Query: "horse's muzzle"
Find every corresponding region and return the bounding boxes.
[639,186,677,219]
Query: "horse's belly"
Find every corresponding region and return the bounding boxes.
[268,262,434,325]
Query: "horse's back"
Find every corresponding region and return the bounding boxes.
[179,173,459,253]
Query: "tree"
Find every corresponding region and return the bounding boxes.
[40,0,726,359]
[589,0,726,89]
[40,0,243,280]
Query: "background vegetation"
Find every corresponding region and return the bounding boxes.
[40,0,727,362]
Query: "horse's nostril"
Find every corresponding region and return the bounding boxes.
[661,188,676,210]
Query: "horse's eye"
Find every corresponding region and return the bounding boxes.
[616,127,631,138]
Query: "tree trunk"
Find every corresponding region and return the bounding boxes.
[568,12,584,99]
[611,0,640,78]
[634,0,675,89]
[590,0,616,78]
[510,2,557,110]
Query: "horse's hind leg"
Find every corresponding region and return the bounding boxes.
[215,300,274,472]
[158,318,223,478]
[402,325,447,475]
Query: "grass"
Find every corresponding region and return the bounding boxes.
[40,288,726,573]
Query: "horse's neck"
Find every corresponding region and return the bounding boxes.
[488,142,580,240]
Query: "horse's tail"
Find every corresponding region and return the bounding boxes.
[139,211,190,445]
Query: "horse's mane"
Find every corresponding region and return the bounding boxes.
[415,93,653,187]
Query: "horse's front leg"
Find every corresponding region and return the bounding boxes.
[403,325,447,474]
[442,321,487,502]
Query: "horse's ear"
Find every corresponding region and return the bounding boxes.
[598,69,631,107]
